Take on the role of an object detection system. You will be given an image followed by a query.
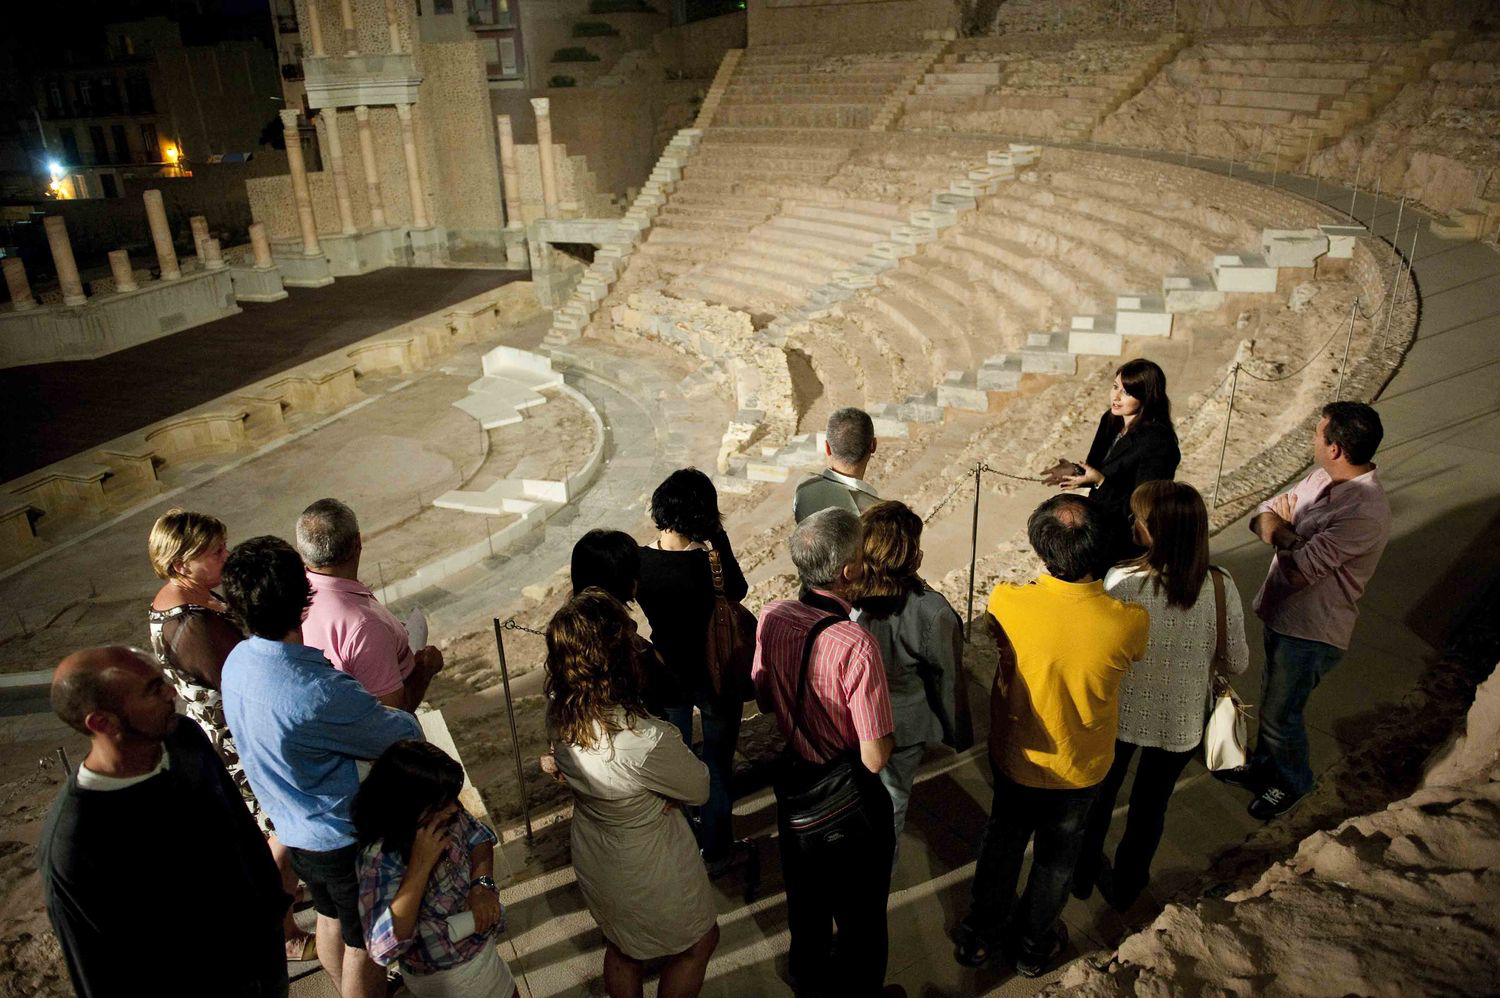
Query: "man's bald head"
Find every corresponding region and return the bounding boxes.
[1027,494,1109,582]
[52,646,160,735]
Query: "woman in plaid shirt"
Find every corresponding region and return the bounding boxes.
[354,741,517,998]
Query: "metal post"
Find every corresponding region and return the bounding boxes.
[56,746,71,775]
[493,620,534,842]
[1390,195,1406,261]
[377,561,388,601]
[1313,170,1321,205]
[1212,364,1241,510]
[1370,173,1382,229]
[1401,224,1419,303]
[964,464,982,639]
[1349,160,1361,220]
[1304,132,1313,177]
[1335,297,1359,400]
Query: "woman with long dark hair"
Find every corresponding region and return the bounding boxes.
[852,501,969,856]
[1042,358,1180,559]
[1073,481,1249,911]
[546,589,720,998]
[635,468,751,878]
[353,741,516,998]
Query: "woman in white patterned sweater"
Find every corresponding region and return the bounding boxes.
[1073,481,1249,910]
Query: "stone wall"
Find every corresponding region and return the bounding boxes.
[418,41,504,240]
[653,12,749,78]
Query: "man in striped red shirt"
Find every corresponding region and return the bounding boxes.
[753,507,896,998]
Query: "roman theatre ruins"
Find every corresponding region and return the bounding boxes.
[1,0,1497,995]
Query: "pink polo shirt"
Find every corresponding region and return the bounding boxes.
[302,571,416,698]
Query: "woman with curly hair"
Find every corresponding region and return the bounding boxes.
[545,589,720,998]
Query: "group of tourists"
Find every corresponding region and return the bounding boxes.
[34,359,1391,998]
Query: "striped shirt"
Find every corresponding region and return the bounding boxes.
[752,591,894,764]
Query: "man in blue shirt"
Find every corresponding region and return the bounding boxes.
[222,535,421,998]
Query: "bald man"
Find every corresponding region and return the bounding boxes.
[37,646,290,998]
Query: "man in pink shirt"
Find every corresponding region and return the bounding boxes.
[1222,402,1391,819]
[296,499,443,712]
[753,507,895,998]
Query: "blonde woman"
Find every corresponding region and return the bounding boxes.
[1073,482,1249,911]
[147,508,314,962]
[545,589,719,998]
[853,501,969,853]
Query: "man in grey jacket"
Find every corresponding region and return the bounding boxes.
[793,407,881,523]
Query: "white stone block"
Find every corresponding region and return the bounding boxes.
[1213,253,1279,293]
[910,207,958,229]
[1318,223,1364,259]
[1262,228,1329,268]
[1115,305,1173,337]
[1008,143,1040,164]
[932,192,977,212]
[1021,331,1076,373]
[1162,275,1225,312]
[987,151,1015,167]
[950,178,993,198]
[937,372,989,412]
[1069,330,1124,356]
[890,224,937,245]
[977,354,1023,391]
[871,241,916,260]
[746,462,790,484]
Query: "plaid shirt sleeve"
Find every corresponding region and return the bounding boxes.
[358,844,416,968]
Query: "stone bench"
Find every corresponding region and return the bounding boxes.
[1068,315,1123,356]
[1218,89,1328,113]
[1163,274,1226,312]
[1114,295,1174,337]
[1262,228,1330,268]
[1021,331,1077,374]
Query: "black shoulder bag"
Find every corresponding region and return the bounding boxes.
[771,591,883,853]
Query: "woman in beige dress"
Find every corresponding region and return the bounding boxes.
[544,589,720,998]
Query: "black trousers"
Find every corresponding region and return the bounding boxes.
[778,766,895,997]
[1076,739,1196,901]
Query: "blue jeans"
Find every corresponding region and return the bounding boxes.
[662,693,741,863]
[1250,628,1343,795]
[961,767,1098,960]
[879,742,926,866]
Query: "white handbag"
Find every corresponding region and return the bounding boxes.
[1202,567,1251,771]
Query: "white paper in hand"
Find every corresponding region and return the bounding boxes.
[445,910,476,940]
[405,609,429,653]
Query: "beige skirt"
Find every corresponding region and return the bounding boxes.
[400,940,516,998]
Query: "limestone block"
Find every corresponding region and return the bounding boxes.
[977,354,1023,391]
[1021,332,1077,374]
[811,285,855,306]
[897,391,945,423]
[911,207,958,229]
[937,371,988,412]
[970,166,1013,184]
[1071,315,1113,332]
[831,270,878,289]
[855,256,897,275]
[932,192,977,213]
[1212,254,1279,293]
[1008,144,1040,165]
[1163,275,1225,312]
[1262,228,1329,269]
[650,164,682,183]
[987,152,1015,168]
[871,241,916,261]
[891,225,937,245]
[746,461,790,484]
[950,178,993,198]
[1069,330,1124,356]
[575,282,608,304]
[1318,224,1364,259]
[1115,296,1173,337]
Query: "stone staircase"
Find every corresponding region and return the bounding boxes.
[869,40,951,131]
[541,128,704,351]
[693,48,743,129]
[714,45,939,130]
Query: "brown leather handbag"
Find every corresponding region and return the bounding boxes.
[705,547,758,701]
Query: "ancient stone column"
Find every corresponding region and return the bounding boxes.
[3,257,36,309]
[143,189,181,280]
[189,215,210,267]
[44,216,86,306]
[203,238,225,270]
[108,250,139,292]
[280,109,323,256]
[396,103,429,228]
[319,109,358,235]
[354,105,386,227]
[305,1,326,57]
[496,113,523,227]
[531,98,560,219]
[338,0,358,56]
[249,222,275,269]
[384,0,402,53]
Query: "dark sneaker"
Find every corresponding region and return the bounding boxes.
[1015,922,1069,978]
[1096,864,1142,913]
[1213,765,1265,791]
[1070,853,1106,901]
[1248,785,1304,820]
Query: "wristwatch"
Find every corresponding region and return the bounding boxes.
[470,875,498,892]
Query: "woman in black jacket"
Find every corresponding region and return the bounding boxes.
[635,468,751,878]
[1042,358,1180,561]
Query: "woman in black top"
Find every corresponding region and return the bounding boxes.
[635,468,749,876]
[1042,359,1180,562]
